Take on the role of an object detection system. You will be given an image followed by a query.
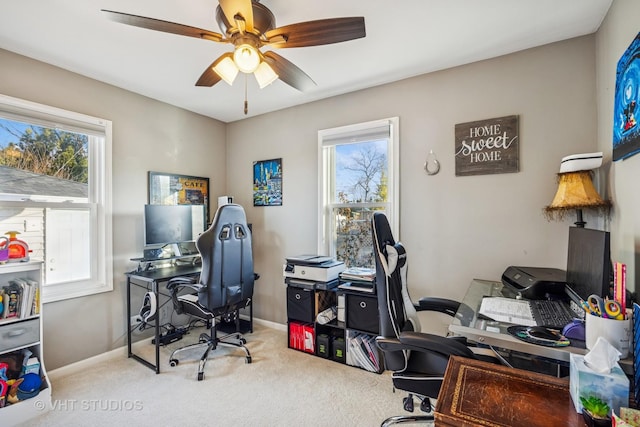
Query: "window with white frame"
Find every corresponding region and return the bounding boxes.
[0,94,113,302]
[318,117,399,267]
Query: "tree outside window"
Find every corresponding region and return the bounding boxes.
[319,118,398,269]
[0,94,112,302]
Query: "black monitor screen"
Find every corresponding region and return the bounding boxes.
[144,204,206,247]
[565,226,611,299]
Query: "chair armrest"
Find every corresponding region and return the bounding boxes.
[415,297,460,317]
[376,332,475,359]
[167,276,204,294]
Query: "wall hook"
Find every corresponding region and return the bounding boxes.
[424,150,440,175]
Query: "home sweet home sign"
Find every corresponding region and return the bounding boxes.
[454,115,519,176]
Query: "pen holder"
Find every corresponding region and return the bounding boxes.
[585,309,632,358]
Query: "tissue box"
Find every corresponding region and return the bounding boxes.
[569,353,629,414]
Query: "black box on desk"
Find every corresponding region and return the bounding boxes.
[331,337,346,363]
[316,334,330,358]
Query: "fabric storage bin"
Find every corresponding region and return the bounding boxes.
[346,293,379,334]
[287,287,315,323]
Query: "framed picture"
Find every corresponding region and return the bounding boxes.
[253,158,282,206]
[148,171,210,221]
[613,31,640,161]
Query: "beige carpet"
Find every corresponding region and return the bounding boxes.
[20,324,428,427]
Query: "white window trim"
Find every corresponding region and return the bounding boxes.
[317,117,400,256]
[0,94,113,303]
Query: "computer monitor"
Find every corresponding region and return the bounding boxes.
[565,226,611,300]
[144,204,206,248]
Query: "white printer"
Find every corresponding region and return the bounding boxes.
[283,255,345,283]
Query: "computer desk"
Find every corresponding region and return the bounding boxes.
[125,263,202,373]
[448,279,632,377]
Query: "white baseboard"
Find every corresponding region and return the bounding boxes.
[48,317,285,380]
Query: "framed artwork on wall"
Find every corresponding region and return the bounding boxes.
[613,31,640,161]
[148,171,210,221]
[253,158,282,206]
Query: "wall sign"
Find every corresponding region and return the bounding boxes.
[454,115,519,176]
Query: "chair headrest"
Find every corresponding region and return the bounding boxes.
[384,242,406,276]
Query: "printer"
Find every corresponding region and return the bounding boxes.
[501,266,567,299]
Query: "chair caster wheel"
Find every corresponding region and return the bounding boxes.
[246,356,252,364]
[169,359,179,367]
[197,372,204,381]
[240,338,247,344]
[403,394,414,412]
[420,397,432,413]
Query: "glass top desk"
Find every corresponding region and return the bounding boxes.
[448,279,600,376]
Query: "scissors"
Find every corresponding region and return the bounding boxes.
[587,294,605,316]
[587,294,624,319]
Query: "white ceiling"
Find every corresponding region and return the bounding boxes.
[0,0,612,123]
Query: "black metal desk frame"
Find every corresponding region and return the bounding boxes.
[126,263,202,374]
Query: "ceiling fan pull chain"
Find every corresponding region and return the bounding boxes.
[244,74,249,115]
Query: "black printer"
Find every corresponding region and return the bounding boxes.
[501,266,567,299]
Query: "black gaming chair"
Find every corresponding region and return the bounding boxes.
[167,203,258,381]
[372,212,498,426]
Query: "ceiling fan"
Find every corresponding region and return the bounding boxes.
[102,0,365,110]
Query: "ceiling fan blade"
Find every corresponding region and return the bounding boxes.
[218,0,254,33]
[195,54,230,87]
[262,51,316,92]
[102,10,224,42]
[265,17,365,48]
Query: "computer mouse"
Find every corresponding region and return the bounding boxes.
[526,326,561,341]
[562,319,585,341]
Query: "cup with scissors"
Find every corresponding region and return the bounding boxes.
[587,294,624,320]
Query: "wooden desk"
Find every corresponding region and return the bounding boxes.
[435,356,586,426]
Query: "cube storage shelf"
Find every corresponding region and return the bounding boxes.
[0,261,51,424]
[286,283,383,373]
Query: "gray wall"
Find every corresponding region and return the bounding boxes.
[0,49,227,369]
[227,35,598,325]
[1,0,635,369]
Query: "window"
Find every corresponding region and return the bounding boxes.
[0,94,113,302]
[318,117,399,267]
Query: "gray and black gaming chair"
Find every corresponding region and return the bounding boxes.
[372,212,498,426]
[167,203,258,381]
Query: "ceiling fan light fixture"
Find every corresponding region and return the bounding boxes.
[213,56,239,85]
[233,43,260,73]
[254,61,278,88]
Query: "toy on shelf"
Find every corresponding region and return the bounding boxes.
[0,236,8,263]
[0,231,31,262]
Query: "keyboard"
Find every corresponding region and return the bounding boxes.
[529,299,575,329]
[479,297,575,329]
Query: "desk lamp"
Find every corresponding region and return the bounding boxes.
[544,152,611,227]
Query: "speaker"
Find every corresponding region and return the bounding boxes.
[139,292,157,325]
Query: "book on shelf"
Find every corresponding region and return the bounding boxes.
[337,281,375,294]
[1,277,39,320]
[346,332,379,372]
[339,267,376,283]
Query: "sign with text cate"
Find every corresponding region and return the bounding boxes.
[455,115,519,176]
